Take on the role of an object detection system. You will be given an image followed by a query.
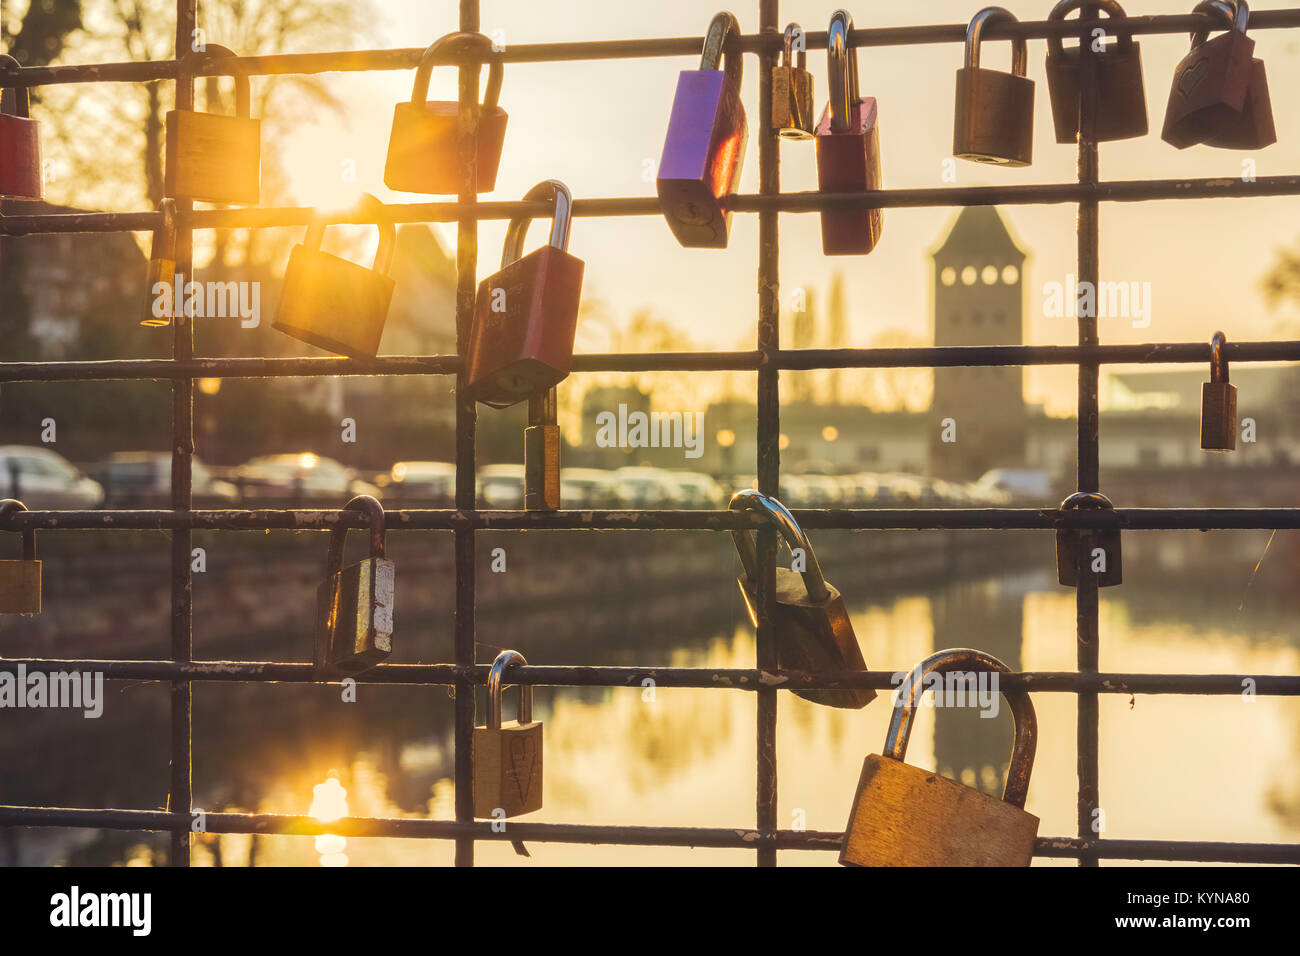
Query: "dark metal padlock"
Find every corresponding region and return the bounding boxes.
[465,180,584,409]
[954,7,1035,166]
[1201,331,1238,451]
[814,10,883,256]
[1056,491,1122,588]
[165,45,260,204]
[0,55,42,200]
[524,388,561,511]
[314,495,393,679]
[0,499,40,615]
[142,199,178,328]
[771,23,815,140]
[1200,16,1275,151]
[474,650,543,819]
[1161,0,1255,149]
[731,489,873,710]
[384,32,507,194]
[1044,0,1148,144]
[273,193,396,358]
[656,11,748,249]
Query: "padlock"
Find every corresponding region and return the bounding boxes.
[165,45,260,204]
[1201,331,1237,451]
[771,23,815,140]
[953,7,1034,166]
[0,499,40,615]
[1056,491,1123,587]
[1161,0,1255,149]
[474,649,543,818]
[272,193,396,358]
[141,199,178,328]
[0,55,42,200]
[656,11,748,249]
[814,10,883,256]
[840,648,1039,867]
[730,489,873,710]
[465,180,584,409]
[314,495,393,679]
[384,32,507,194]
[1198,2,1275,150]
[1044,0,1148,144]
[524,388,561,511]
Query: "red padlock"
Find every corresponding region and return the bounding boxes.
[1161,0,1255,148]
[465,180,584,409]
[814,10,883,256]
[0,55,42,200]
[1197,1,1275,149]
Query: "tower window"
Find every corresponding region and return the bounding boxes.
[981,265,998,285]
[940,266,957,286]
[1001,265,1020,284]
[961,266,977,285]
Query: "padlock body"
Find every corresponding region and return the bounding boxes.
[465,245,584,409]
[0,559,41,615]
[524,423,561,511]
[954,68,1034,166]
[1161,30,1254,149]
[1200,59,1276,150]
[273,245,396,358]
[314,556,394,677]
[473,720,543,818]
[1200,381,1238,451]
[1045,42,1148,143]
[840,754,1039,866]
[657,69,748,248]
[1056,527,1123,587]
[814,97,883,256]
[771,66,815,140]
[384,101,508,194]
[0,113,42,200]
[165,109,261,204]
[144,257,176,326]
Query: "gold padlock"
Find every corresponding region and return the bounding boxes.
[473,649,543,819]
[524,388,561,512]
[164,45,261,204]
[771,22,815,140]
[953,7,1035,166]
[1201,330,1237,451]
[141,198,178,327]
[0,499,41,615]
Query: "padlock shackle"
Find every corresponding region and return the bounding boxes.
[1059,490,1116,514]
[153,198,179,261]
[883,648,1037,810]
[700,11,743,87]
[0,55,30,119]
[410,32,502,109]
[826,10,861,135]
[729,489,831,604]
[1192,0,1248,46]
[486,648,532,730]
[528,387,558,427]
[323,495,387,580]
[1047,0,1133,57]
[500,179,573,269]
[0,498,35,560]
[965,7,1028,77]
[1210,330,1230,383]
[181,45,251,118]
[781,22,807,70]
[302,193,396,277]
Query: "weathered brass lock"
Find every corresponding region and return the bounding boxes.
[165,45,260,204]
[314,495,393,679]
[1044,0,1148,144]
[0,499,40,615]
[524,388,561,511]
[731,489,873,710]
[273,193,396,358]
[1197,1,1275,150]
[771,23,815,140]
[1161,0,1256,149]
[1056,491,1123,588]
[1201,331,1237,451]
[840,648,1039,867]
[953,7,1034,166]
[384,32,507,194]
[474,649,543,818]
[141,199,178,327]
[0,55,43,200]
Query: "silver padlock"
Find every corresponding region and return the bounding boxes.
[314,495,394,678]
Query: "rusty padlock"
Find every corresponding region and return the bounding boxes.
[656,11,748,248]
[954,7,1034,166]
[1045,0,1148,144]
[0,55,42,200]
[272,193,396,358]
[314,495,393,679]
[1056,491,1123,587]
[165,45,260,204]
[1197,2,1275,149]
[1161,0,1256,149]
[384,32,507,194]
[731,489,873,710]
[1201,331,1238,451]
[771,23,815,140]
[474,649,544,818]
[142,199,179,328]
[0,499,40,615]
[524,388,561,511]
[814,10,883,256]
[465,180,584,409]
[840,648,1039,867]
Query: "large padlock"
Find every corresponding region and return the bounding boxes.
[656,11,748,249]
[1197,2,1275,149]
[814,10,883,256]
[1161,0,1255,149]
[474,649,543,818]
[0,56,42,200]
[771,23,815,140]
[1044,0,1148,144]
[314,495,393,679]
[840,648,1039,867]
[1201,331,1237,451]
[524,388,561,511]
[731,489,873,710]
[141,199,178,328]
[1056,491,1123,587]
[165,45,260,204]
[0,499,40,615]
[384,32,507,194]
[272,193,396,358]
[953,7,1034,166]
[465,180,583,409]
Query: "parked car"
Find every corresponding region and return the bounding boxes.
[385,461,455,504]
[478,464,525,509]
[611,467,679,508]
[974,468,1052,502]
[235,453,381,501]
[559,468,615,508]
[669,471,726,509]
[91,452,239,507]
[0,445,104,509]
[796,474,843,508]
[731,474,810,508]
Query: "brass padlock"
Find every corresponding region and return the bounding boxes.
[474,649,543,818]
[1056,491,1122,587]
[731,489,873,710]
[141,199,178,328]
[840,648,1039,867]
[954,7,1034,166]
[0,55,43,200]
[1197,2,1275,150]
[165,45,260,204]
[0,499,40,615]
[1044,0,1148,144]
[1201,331,1237,451]
[771,23,815,140]
[1161,0,1255,149]
[524,388,561,511]
[314,495,393,679]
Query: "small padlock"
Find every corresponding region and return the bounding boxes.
[0,55,42,200]
[1044,0,1148,144]
[1197,2,1275,150]
[272,193,396,358]
[954,7,1034,166]
[165,45,260,204]
[384,32,507,194]
[1161,0,1255,149]
[524,388,561,511]
[314,495,393,679]
[731,489,873,710]
[840,648,1039,867]
[1056,491,1123,587]
[1201,331,1237,451]
[465,180,584,409]
[141,199,178,328]
[0,499,40,615]
[474,649,543,818]
[814,10,883,256]
[771,23,815,140]
[656,11,748,248]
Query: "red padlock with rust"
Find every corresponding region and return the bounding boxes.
[0,55,42,200]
